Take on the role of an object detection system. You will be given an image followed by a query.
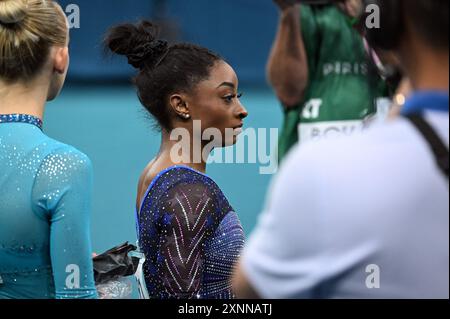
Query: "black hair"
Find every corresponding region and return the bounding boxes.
[404,0,449,50]
[104,20,222,131]
[364,0,449,51]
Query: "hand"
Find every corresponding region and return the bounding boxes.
[273,0,300,11]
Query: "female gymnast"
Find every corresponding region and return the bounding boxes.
[0,0,97,299]
[105,20,248,299]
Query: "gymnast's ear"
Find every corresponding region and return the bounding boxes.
[47,45,69,101]
[53,46,70,75]
[169,93,191,120]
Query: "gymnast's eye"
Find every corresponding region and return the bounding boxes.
[223,93,243,104]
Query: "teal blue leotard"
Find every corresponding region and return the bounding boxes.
[0,114,97,299]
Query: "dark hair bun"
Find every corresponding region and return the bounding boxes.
[105,20,169,70]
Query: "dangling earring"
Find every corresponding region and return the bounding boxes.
[183,114,191,120]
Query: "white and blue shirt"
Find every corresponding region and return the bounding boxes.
[242,91,449,299]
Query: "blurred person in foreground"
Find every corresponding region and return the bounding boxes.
[233,0,449,299]
[268,0,391,162]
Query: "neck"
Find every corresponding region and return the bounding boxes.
[401,41,449,93]
[158,128,208,174]
[0,79,49,120]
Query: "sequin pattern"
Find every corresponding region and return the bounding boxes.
[0,115,97,299]
[138,166,245,299]
[0,114,43,131]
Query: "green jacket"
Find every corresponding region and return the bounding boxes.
[278,5,388,162]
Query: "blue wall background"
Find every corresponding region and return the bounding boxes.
[59,0,279,85]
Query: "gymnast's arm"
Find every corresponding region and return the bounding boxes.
[32,147,98,299]
[157,182,215,298]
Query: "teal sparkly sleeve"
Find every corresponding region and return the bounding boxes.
[31,146,97,299]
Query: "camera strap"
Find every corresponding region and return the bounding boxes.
[405,114,449,179]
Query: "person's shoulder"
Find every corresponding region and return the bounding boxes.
[141,166,231,218]
[155,166,228,204]
[283,119,414,175]
[38,140,93,175]
[163,166,221,193]
[141,166,213,194]
[138,160,157,195]
[299,3,316,21]
[35,135,91,160]
[425,111,449,141]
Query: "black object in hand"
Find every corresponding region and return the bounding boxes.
[93,242,140,285]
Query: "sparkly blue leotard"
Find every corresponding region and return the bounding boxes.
[137,166,245,299]
[0,114,97,299]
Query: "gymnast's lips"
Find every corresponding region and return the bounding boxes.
[233,124,244,135]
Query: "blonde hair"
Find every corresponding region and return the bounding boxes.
[0,0,68,83]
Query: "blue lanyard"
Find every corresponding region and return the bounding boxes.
[402,91,449,116]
